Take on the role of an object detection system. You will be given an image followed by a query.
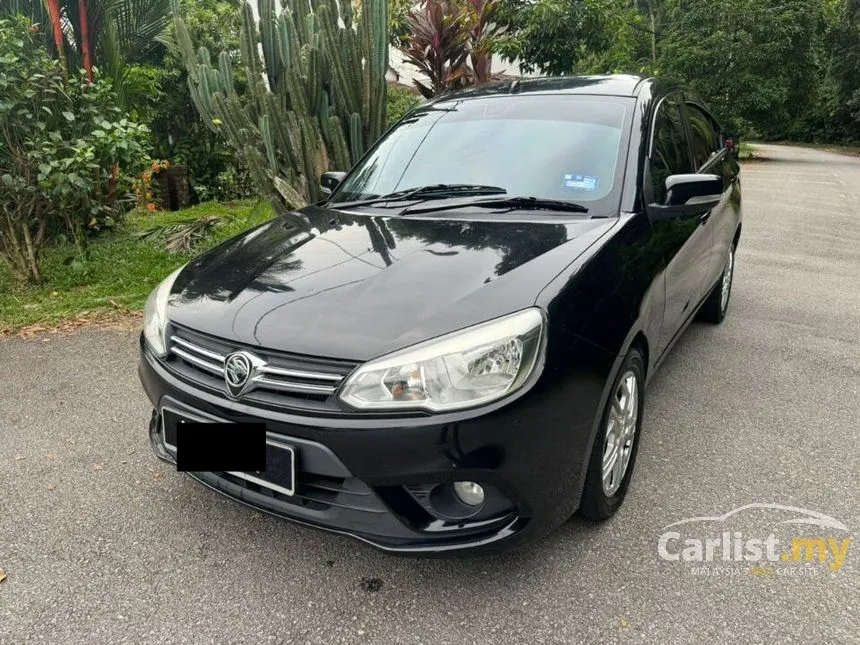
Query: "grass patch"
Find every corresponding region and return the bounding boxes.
[0,200,275,334]
[738,141,756,160]
[387,84,423,127]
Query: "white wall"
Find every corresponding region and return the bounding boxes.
[387,48,534,87]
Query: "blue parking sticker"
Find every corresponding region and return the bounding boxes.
[561,174,599,191]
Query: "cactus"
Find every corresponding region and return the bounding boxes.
[172,0,388,210]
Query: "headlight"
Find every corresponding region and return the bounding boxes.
[142,266,184,357]
[338,308,545,412]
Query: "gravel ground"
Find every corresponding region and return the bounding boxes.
[1,144,858,644]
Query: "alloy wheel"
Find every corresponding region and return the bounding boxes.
[721,248,734,312]
[601,370,639,497]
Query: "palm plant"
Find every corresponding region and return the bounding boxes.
[14,0,172,103]
[134,213,226,252]
[13,0,171,206]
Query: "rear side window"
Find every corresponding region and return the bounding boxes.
[649,96,692,203]
[686,103,720,169]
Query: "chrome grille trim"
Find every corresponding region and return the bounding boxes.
[171,335,226,362]
[259,365,343,382]
[253,376,336,395]
[170,346,225,375]
[166,331,353,404]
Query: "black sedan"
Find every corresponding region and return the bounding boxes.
[138,75,742,553]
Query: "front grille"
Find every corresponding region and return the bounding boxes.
[165,324,359,412]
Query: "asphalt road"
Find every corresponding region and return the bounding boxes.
[1,144,859,644]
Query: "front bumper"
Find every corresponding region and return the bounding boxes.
[138,338,599,553]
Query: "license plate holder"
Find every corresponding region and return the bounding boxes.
[227,439,295,497]
[160,407,296,496]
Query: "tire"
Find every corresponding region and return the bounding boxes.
[698,244,735,324]
[580,347,645,521]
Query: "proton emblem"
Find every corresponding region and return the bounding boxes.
[223,351,262,398]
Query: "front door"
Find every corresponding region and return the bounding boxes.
[648,94,713,357]
[684,100,740,292]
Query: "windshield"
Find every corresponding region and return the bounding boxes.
[330,94,633,215]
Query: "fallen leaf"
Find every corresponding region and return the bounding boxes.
[47,484,56,491]
[0,569,6,583]
[3,310,143,340]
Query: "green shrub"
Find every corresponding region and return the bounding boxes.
[0,15,151,283]
[387,85,423,128]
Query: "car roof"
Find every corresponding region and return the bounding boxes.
[425,75,653,106]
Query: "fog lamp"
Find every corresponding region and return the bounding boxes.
[453,481,485,506]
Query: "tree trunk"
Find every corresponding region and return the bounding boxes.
[106,163,119,206]
[0,248,28,282]
[1,203,41,282]
[0,229,28,281]
[649,4,657,66]
[79,0,94,83]
[21,221,42,283]
[45,0,66,68]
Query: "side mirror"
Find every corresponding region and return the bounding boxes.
[723,134,740,159]
[320,171,346,199]
[647,174,722,221]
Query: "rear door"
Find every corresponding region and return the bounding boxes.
[684,100,740,290]
[647,93,713,357]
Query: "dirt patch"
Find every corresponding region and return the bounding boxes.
[1,310,142,340]
[740,155,770,163]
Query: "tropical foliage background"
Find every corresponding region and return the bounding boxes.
[0,0,858,327]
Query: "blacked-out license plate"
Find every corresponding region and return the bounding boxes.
[163,409,295,496]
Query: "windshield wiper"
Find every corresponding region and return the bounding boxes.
[403,195,589,215]
[330,184,507,209]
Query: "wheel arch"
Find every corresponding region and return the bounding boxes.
[630,331,650,381]
[572,321,654,501]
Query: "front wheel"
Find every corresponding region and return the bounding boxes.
[698,245,735,323]
[580,347,645,521]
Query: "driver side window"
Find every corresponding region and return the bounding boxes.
[649,96,693,204]
[686,103,720,169]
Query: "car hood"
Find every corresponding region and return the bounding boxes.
[167,206,615,361]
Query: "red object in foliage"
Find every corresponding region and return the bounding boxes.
[465,0,504,84]
[79,0,93,83]
[45,0,65,63]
